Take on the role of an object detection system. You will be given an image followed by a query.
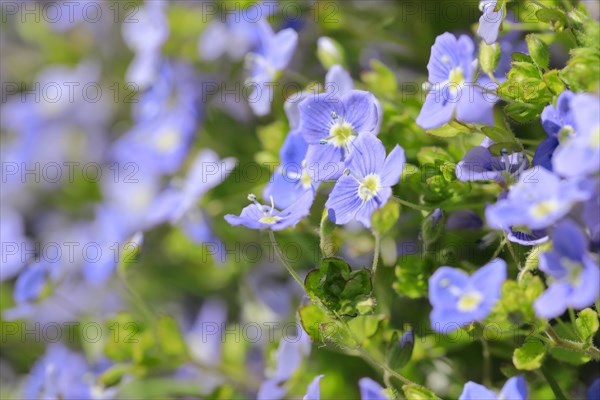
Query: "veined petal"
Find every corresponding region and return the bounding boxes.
[325,176,362,225]
[381,145,406,187]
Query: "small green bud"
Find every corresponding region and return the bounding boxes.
[526,34,549,70]
[317,37,346,70]
[479,41,501,75]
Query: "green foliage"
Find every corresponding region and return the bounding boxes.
[403,384,438,400]
[480,42,501,75]
[305,258,376,317]
[575,309,599,345]
[361,60,398,100]
[371,201,400,235]
[393,255,430,299]
[513,340,547,370]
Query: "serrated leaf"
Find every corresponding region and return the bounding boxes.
[526,34,549,70]
[543,70,566,95]
[403,385,437,400]
[416,147,453,166]
[371,201,400,235]
[305,258,376,317]
[481,126,516,144]
[298,304,352,347]
[504,102,544,123]
[513,340,547,370]
[575,308,599,343]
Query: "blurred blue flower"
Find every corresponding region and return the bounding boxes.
[459,375,528,400]
[456,138,528,182]
[1,207,31,281]
[325,134,405,228]
[303,375,324,400]
[589,379,600,400]
[198,2,277,61]
[22,343,95,400]
[429,259,506,332]
[122,1,169,89]
[478,0,503,45]
[225,191,313,231]
[246,20,298,116]
[552,93,600,178]
[257,323,311,399]
[299,90,381,181]
[416,33,497,130]
[359,377,388,400]
[14,262,48,304]
[534,219,599,319]
[533,90,575,171]
[486,168,591,230]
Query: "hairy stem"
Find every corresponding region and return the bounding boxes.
[269,230,305,289]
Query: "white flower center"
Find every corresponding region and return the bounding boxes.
[154,128,181,152]
[457,291,483,312]
[530,200,559,219]
[358,174,382,201]
[328,121,355,148]
[259,215,282,224]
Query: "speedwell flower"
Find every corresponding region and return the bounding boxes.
[459,375,528,400]
[429,258,506,332]
[325,134,405,228]
[225,191,313,231]
[534,219,599,319]
[298,90,381,182]
[477,0,504,45]
[416,33,496,130]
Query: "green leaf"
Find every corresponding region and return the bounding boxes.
[526,34,549,70]
[548,323,591,365]
[305,258,376,317]
[320,208,337,257]
[543,70,566,95]
[403,385,437,400]
[98,364,132,387]
[504,102,544,123]
[513,340,547,370]
[298,304,351,346]
[575,308,599,343]
[481,126,516,144]
[536,8,567,26]
[371,201,400,235]
[561,47,600,92]
[361,60,398,99]
[393,256,430,299]
[480,42,501,75]
[416,147,453,166]
[157,316,187,359]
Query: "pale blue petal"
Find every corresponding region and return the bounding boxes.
[429,267,469,306]
[381,145,406,187]
[416,89,455,130]
[478,0,502,45]
[568,259,599,310]
[326,65,354,97]
[499,376,528,400]
[459,381,497,400]
[534,283,570,319]
[325,176,362,225]
[359,377,387,400]
[341,90,380,135]
[298,93,344,144]
[303,375,324,400]
[305,143,345,182]
[346,134,386,178]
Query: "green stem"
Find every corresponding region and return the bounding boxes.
[392,196,432,212]
[268,230,306,289]
[481,338,492,388]
[117,266,157,325]
[540,365,568,400]
[328,308,442,399]
[371,232,381,277]
[546,325,600,360]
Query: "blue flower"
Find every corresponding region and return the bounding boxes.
[534,219,599,319]
[532,91,575,171]
[459,375,528,400]
[417,33,497,130]
[359,377,388,400]
[552,93,600,178]
[1,207,31,281]
[456,138,528,182]
[299,90,381,182]
[257,324,311,400]
[122,1,169,89]
[263,132,318,209]
[485,167,590,231]
[325,134,405,228]
[225,191,313,231]
[303,375,324,400]
[429,259,506,332]
[246,20,298,116]
[478,0,504,45]
[589,378,600,400]
[23,343,94,400]
[14,262,48,304]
